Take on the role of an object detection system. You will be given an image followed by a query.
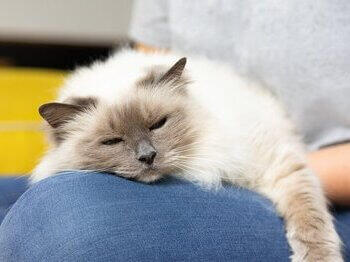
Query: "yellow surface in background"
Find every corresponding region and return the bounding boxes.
[0,68,65,175]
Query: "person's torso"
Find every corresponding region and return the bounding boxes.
[167,0,350,149]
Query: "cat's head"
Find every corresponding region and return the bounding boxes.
[39,58,202,183]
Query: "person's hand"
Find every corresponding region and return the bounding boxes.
[308,143,350,206]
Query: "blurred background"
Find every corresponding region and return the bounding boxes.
[0,0,134,175]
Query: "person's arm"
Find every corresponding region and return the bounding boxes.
[308,143,350,206]
[135,42,168,53]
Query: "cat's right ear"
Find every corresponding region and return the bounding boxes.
[159,57,187,84]
[39,102,83,128]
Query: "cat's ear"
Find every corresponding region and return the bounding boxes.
[39,102,83,128]
[137,57,189,94]
[159,57,187,83]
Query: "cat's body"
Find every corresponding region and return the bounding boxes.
[32,49,342,261]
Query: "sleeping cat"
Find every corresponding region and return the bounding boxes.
[32,49,342,261]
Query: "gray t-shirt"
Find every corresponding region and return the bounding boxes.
[129,0,350,150]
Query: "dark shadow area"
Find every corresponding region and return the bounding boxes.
[0,40,134,70]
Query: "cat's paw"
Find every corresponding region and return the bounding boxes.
[290,245,343,262]
[291,254,343,262]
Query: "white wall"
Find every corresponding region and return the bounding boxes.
[0,0,133,45]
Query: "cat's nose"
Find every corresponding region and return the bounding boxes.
[137,141,157,165]
[138,150,156,165]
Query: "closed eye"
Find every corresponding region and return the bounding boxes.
[101,137,123,145]
[150,117,167,131]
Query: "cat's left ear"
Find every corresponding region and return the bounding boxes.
[159,57,187,84]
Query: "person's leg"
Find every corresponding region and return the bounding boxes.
[0,176,28,224]
[0,172,347,261]
[333,207,350,261]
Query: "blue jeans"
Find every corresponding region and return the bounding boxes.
[0,172,349,261]
[0,176,28,223]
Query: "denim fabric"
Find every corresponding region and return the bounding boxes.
[0,172,349,261]
[0,177,28,223]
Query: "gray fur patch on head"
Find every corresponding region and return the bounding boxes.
[78,93,198,182]
[67,96,98,109]
[49,88,201,183]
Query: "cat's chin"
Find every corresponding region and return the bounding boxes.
[136,173,163,183]
[134,168,163,183]
[113,168,164,183]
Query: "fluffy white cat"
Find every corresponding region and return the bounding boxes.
[32,49,343,261]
